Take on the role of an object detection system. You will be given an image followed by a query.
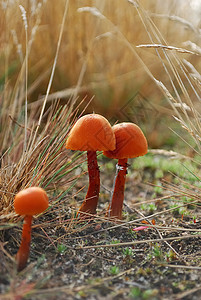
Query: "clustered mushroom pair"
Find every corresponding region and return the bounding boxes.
[14,113,147,271]
[65,113,148,219]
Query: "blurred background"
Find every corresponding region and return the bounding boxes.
[1,0,201,151]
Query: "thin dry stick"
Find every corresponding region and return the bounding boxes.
[161,264,201,271]
[88,199,200,237]
[76,234,200,250]
[174,286,201,300]
[0,242,15,262]
[9,115,31,132]
[161,179,201,201]
[127,204,181,258]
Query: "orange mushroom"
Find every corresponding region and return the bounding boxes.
[103,123,148,219]
[14,187,49,271]
[66,114,115,217]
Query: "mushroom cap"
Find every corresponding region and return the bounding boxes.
[14,187,49,216]
[66,114,115,151]
[103,123,148,159]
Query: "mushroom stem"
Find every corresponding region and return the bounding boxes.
[78,151,100,216]
[16,215,33,272]
[108,158,128,219]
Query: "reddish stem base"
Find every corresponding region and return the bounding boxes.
[16,215,32,272]
[108,158,128,219]
[77,151,100,217]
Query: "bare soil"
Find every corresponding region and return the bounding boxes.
[1,159,201,300]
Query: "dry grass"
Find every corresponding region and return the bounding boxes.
[1,1,200,109]
[0,100,84,222]
[1,0,200,151]
[0,0,201,299]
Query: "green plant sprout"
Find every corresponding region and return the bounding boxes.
[140,203,157,213]
[57,243,67,255]
[130,287,158,300]
[110,240,121,244]
[109,265,120,275]
[129,287,141,299]
[123,247,135,257]
[170,204,188,217]
[147,243,164,261]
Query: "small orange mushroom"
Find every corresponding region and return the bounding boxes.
[14,187,49,271]
[66,114,115,217]
[103,123,148,219]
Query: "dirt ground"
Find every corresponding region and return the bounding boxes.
[1,157,201,300]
